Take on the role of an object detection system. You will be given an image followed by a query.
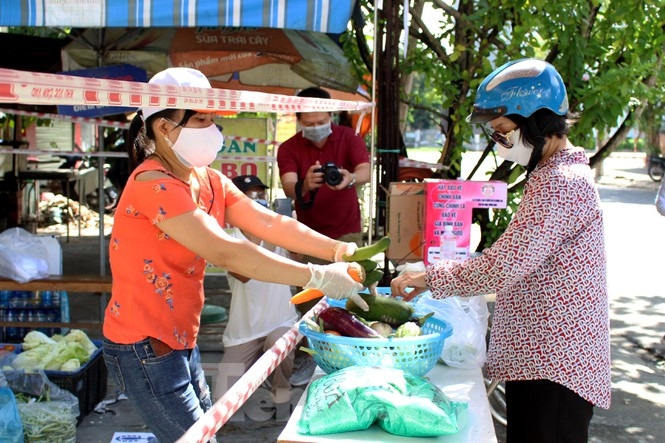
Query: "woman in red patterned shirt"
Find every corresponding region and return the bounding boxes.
[102,67,364,443]
[391,59,610,442]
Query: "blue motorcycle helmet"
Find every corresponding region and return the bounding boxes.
[468,58,569,123]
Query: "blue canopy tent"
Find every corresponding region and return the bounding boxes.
[0,0,355,33]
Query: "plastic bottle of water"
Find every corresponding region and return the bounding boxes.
[6,309,18,342]
[440,225,457,261]
[59,291,70,334]
[40,291,53,308]
[16,309,26,341]
[34,309,47,335]
[0,290,10,308]
[0,291,8,341]
[44,308,57,337]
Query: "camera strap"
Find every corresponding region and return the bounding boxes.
[295,179,317,210]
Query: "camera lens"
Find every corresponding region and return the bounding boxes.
[324,167,343,186]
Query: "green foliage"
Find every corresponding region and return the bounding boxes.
[349,0,665,240]
[7,27,71,38]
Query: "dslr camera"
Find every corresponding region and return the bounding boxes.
[315,162,343,186]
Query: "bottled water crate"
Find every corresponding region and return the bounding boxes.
[0,289,69,342]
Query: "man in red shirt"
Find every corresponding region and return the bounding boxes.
[277,87,371,257]
[277,87,371,386]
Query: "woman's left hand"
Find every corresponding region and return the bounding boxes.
[390,272,428,301]
[333,242,357,262]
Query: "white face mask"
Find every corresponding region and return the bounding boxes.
[165,123,224,167]
[301,122,332,143]
[497,129,533,166]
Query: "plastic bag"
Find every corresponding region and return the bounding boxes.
[0,386,24,443]
[416,294,489,369]
[297,366,467,437]
[3,370,78,443]
[0,228,49,283]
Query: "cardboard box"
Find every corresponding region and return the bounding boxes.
[386,182,425,263]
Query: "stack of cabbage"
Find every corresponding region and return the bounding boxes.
[8,330,98,372]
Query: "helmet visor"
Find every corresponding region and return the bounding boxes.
[467,105,508,124]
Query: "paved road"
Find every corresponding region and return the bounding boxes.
[590,181,665,442]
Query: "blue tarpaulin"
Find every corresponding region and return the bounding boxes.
[0,0,356,33]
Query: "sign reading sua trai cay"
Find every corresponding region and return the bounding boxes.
[424,180,508,265]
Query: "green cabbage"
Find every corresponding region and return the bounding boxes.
[60,329,97,357]
[60,359,81,372]
[41,342,89,371]
[12,330,97,372]
[22,331,56,351]
[395,321,422,338]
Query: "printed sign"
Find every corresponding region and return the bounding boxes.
[110,432,155,442]
[424,180,508,265]
[212,117,271,183]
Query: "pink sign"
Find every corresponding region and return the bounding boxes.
[424,180,507,265]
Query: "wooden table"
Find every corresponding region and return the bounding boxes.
[278,364,497,443]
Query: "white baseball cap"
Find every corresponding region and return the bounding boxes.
[141,67,226,120]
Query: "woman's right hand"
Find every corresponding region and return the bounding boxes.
[305,262,368,310]
[390,272,428,301]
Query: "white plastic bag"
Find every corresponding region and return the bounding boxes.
[0,228,49,283]
[416,294,489,369]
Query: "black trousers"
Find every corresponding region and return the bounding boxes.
[505,379,594,443]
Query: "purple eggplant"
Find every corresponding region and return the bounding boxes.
[317,307,382,338]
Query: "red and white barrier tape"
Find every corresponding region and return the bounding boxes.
[2,152,444,167]
[0,107,130,128]
[176,300,329,443]
[227,137,282,146]
[0,68,374,114]
[219,155,276,162]
[0,149,278,163]
[0,148,128,158]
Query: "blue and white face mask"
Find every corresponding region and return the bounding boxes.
[246,190,268,208]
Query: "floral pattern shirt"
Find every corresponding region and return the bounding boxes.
[104,159,243,350]
[426,147,611,409]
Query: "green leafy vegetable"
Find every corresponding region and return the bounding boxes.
[395,322,422,338]
[12,329,97,372]
[22,331,56,351]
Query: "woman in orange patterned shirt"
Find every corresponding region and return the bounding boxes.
[102,67,364,443]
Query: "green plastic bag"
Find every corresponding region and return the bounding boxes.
[297,366,467,437]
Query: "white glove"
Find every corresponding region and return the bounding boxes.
[333,242,357,262]
[305,262,368,311]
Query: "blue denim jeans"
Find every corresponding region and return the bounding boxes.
[103,338,217,443]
